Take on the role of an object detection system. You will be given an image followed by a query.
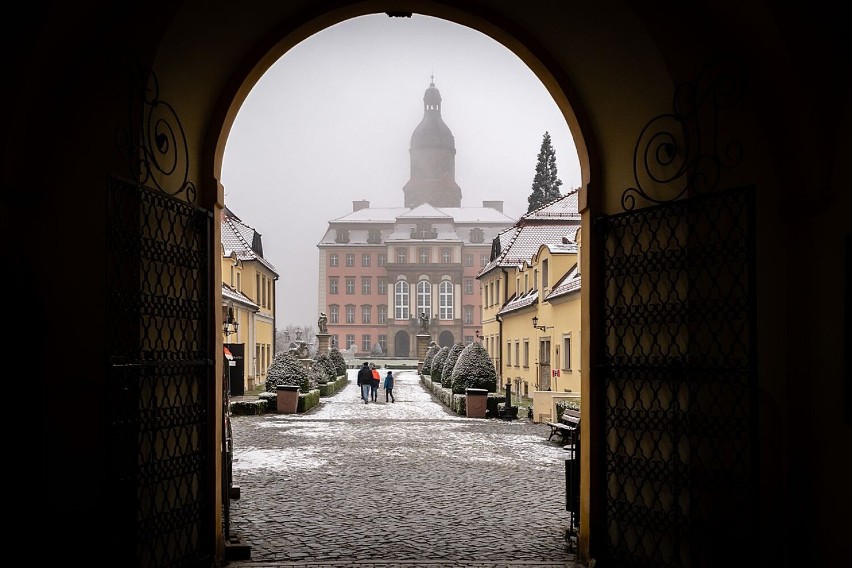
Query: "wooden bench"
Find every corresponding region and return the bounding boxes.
[545,409,581,445]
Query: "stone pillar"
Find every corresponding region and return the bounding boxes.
[416,333,431,374]
[316,333,330,355]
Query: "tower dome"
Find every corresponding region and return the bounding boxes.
[403,78,462,208]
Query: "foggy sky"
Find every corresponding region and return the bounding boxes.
[220,14,581,329]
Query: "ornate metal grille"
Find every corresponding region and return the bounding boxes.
[595,186,757,567]
[106,175,214,567]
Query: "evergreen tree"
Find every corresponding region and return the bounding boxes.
[526,131,563,212]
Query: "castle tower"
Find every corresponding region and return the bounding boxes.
[402,78,463,208]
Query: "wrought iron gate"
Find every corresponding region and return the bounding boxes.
[595,186,758,567]
[106,175,214,567]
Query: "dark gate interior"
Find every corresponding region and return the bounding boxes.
[595,186,758,567]
[106,176,214,567]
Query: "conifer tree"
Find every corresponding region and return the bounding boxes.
[527,131,563,212]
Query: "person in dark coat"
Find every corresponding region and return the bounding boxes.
[357,362,373,404]
[384,370,395,403]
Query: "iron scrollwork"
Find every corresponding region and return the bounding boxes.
[621,56,746,211]
[116,63,197,203]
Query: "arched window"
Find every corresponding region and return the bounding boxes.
[394,280,409,320]
[439,280,453,320]
[417,280,431,319]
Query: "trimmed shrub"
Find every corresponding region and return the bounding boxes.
[441,342,466,388]
[430,346,450,385]
[313,352,337,383]
[450,341,498,394]
[421,342,440,375]
[266,351,314,393]
[329,347,347,376]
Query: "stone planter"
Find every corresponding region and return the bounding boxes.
[276,385,300,414]
[465,388,488,418]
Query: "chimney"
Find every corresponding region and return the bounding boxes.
[482,200,503,213]
[353,200,370,212]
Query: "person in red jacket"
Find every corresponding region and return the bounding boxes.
[370,364,381,402]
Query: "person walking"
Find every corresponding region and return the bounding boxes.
[357,362,373,404]
[370,364,381,402]
[384,370,395,403]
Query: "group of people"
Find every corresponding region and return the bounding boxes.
[357,362,395,404]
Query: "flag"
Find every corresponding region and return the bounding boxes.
[224,346,234,360]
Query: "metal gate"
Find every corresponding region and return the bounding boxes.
[106,175,214,567]
[594,186,757,567]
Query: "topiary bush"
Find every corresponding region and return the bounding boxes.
[450,341,498,394]
[421,342,439,375]
[430,346,450,385]
[441,342,466,388]
[313,352,337,384]
[266,351,314,393]
[328,347,347,376]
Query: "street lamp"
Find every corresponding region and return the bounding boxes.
[223,303,239,337]
[532,316,552,332]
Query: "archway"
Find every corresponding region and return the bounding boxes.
[393,330,411,357]
[438,330,455,348]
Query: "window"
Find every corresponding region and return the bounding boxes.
[439,280,453,320]
[329,277,339,295]
[378,335,387,353]
[362,277,371,295]
[394,280,410,320]
[346,253,355,267]
[470,228,484,243]
[523,340,530,368]
[378,253,386,267]
[542,259,549,290]
[396,248,408,264]
[346,305,355,324]
[417,280,431,319]
[329,305,339,323]
[329,253,339,267]
[331,334,339,349]
[506,341,512,366]
[463,305,473,324]
[464,254,474,267]
[335,229,349,243]
[346,334,355,349]
[419,248,430,263]
[345,278,355,294]
[563,334,572,371]
[464,279,474,294]
[362,254,371,267]
[367,229,382,244]
[236,272,241,292]
[441,248,451,263]
[464,335,474,345]
[362,305,371,323]
[378,279,388,295]
[515,341,520,367]
[481,255,488,267]
[378,305,387,324]
[362,335,371,352]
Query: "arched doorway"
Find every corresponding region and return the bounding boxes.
[394,330,410,357]
[438,330,455,348]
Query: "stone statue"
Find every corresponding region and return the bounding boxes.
[419,311,430,333]
[318,312,328,333]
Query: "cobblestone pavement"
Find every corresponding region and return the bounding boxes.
[225,369,583,568]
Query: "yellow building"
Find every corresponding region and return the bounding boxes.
[221,207,279,394]
[478,192,581,420]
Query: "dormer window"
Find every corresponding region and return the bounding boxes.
[335,229,350,244]
[470,228,484,243]
[410,223,438,239]
[367,229,382,244]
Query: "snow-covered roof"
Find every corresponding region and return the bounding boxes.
[222,283,260,310]
[546,264,581,300]
[221,211,279,275]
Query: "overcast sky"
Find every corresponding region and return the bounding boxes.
[220,13,581,328]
